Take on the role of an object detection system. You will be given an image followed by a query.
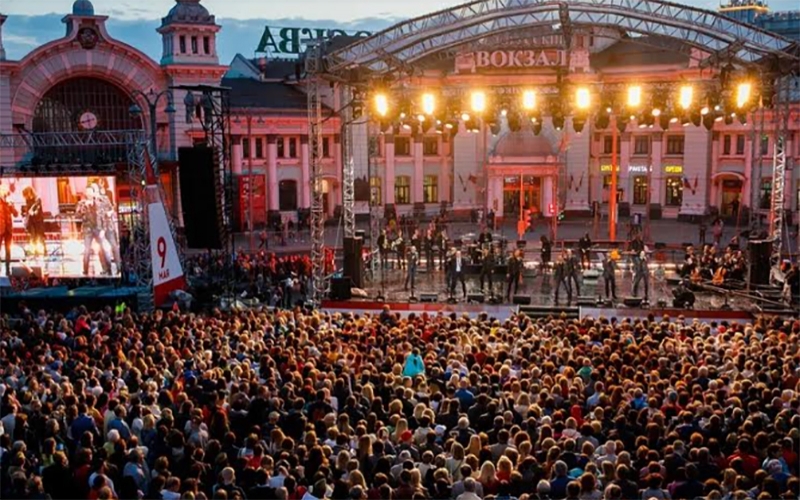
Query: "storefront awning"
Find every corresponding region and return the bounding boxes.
[712,171,745,182]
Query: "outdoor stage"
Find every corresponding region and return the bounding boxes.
[354,264,795,316]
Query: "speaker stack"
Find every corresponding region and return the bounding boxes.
[343,236,364,289]
[747,239,771,286]
[178,147,224,249]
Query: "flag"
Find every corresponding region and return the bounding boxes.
[693,175,699,190]
[576,173,584,192]
[683,176,692,190]
[568,174,574,190]
[558,134,570,154]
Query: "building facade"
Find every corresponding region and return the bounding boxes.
[0,0,798,231]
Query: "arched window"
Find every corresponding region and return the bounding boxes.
[279,180,298,211]
[33,77,140,163]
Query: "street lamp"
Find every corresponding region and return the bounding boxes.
[129,88,176,172]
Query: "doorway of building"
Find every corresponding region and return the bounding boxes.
[720,178,743,217]
[503,176,541,217]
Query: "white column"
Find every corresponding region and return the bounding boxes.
[413,134,424,204]
[543,176,554,216]
[300,136,310,208]
[266,135,279,212]
[439,134,450,203]
[232,143,243,175]
[385,135,396,204]
[619,133,631,203]
[651,134,663,206]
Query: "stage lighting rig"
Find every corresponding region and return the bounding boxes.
[627,85,642,109]
[679,85,693,111]
[470,91,487,114]
[507,111,522,132]
[522,90,536,111]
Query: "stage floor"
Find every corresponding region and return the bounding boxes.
[363,265,771,312]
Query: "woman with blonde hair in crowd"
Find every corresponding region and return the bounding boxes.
[478,461,499,496]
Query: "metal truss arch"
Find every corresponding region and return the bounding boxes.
[327,0,798,74]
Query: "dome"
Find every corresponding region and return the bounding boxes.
[72,0,95,16]
[161,0,215,27]
[494,130,555,157]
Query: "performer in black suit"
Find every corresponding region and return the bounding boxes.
[505,249,523,301]
[404,245,419,294]
[554,253,572,305]
[22,186,45,255]
[377,229,388,270]
[448,249,467,299]
[601,253,617,300]
[540,235,552,273]
[437,229,448,271]
[565,249,581,296]
[632,250,650,301]
[578,233,592,270]
[480,247,495,294]
[424,228,435,272]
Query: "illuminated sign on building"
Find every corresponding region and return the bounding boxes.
[256,26,372,56]
[600,165,651,173]
[664,165,684,174]
[455,49,566,73]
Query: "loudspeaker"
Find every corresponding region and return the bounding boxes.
[467,293,485,303]
[748,239,771,286]
[513,295,531,305]
[343,237,364,288]
[623,297,643,308]
[179,147,223,249]
[330,277,352,300]
[419,293,438,303]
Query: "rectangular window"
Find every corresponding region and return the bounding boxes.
[633,136,650,155]
[760,178,772,209]
[736,134,746,155]
[666,136,684,155]
[665,177,683,206]
[322,137,331,158]
[394,136,411,156]
[760,135,769,156]
[203,36,211,55]
[633,176,648,205]
[255,137,263,159]
[370,177,382,206]
[723,135,731,155]
[276,137,285,158]
[179,36,186,54]
[423,175,438,203]
[603,135,613,154]
[242,138,250,158]
[395,175,411,204]
[191,36,198,54]
[288,138,298,158]
[423,137,439,156]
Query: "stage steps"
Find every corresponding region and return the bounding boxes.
[518,304,580,320]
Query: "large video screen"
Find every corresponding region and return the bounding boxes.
[0,176,121,279]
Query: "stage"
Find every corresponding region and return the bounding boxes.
[0,285,144,313]
[355,263,795,315]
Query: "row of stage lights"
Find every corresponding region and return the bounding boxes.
[370,81,760,135]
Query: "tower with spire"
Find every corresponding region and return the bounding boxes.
[157,0,220,65]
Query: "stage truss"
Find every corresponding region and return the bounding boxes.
[306,42,328,305]
[0,129,172,306]
[305,0,799,298]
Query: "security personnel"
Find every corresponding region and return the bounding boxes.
[505,249,523,301]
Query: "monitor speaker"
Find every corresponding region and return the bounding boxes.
[623,297,643,308]
[330,277,352,300]
[467,293,485,303]
[178,147,223,249]
[343,237,364,288]
[513,295,531,305]
[748,239,771,286]
[419,293,438,303]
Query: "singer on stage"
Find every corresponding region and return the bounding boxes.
[505,249,522,301]
[0,184,18,275]
[22,186,45,255]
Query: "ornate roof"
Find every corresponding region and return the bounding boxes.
[161,0,215,27]
[72,0,95,16]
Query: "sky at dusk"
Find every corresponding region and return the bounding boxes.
[2,0,799,63]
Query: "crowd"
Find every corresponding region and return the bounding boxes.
[0,303,798,500]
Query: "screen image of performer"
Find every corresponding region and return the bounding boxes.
[21,186,45,256]
[0,184,18,275]
[77,184,114,276]
[90,181,120,265]
[505,248,522,301]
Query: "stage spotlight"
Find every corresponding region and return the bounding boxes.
[573,116,586,133]
[378,120,392,133]
[374,93,389,117]
[575,87,591,110]
[500,108,508,117]
[461,112,471,122]
[532,120,543,135]
[507,112,521,132]
[736,82,752,109]
[470,91,487,113]
[552,113,565,131]
[679,85,693,110]
[616,118,627,134]
[595,113,610,130]
[691,110,702,127]
[422,93,435,115]
[724,113,734,125]
[700,105,710,116]
[658,114,670,130]
[417,114,426,122]
[628,85,642,108]
[489,120,502,136]
[703,114,715,131]
[522,90,536,110]
[737,112,747,125]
